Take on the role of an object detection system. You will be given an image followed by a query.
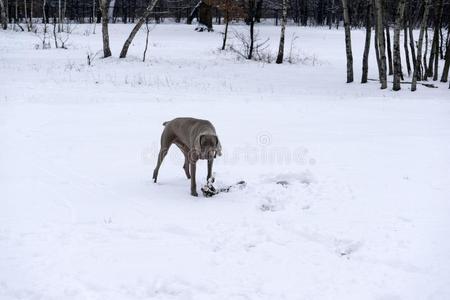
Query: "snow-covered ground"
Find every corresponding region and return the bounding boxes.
[1,23,450,300]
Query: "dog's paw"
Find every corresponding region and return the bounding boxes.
[191,190,199,197]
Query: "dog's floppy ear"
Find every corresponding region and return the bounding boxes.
[215,136,222,156]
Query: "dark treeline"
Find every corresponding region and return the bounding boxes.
[1,0,449,90]
[3,0,449,28]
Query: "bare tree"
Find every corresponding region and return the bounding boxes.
[92,0,97,34]
[408,5,416,72]
[100,0,112,57]
[221,0,231,50]
[423,28,428,81]
[58,0,61,32]
[143,20,150,62]
[276,0,287,64]
[341,0,353,83]
[393,0,405,91]
[412,0,430,92]
[24,0,30,31]
[403,4,411,77]
[119,0,159,58]
[0,0,7,30]
[374,0,387,89]
[385,25,393,75]
[441,28,450,83]
[108,0,116,21]
[374,0,382,81]
[29,0,33,31]
[215,0,243,49]
[41,0,48,47]
[432,0,443,81]
[361,0,372,83]
[247,0,257,60]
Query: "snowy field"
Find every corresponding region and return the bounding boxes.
[1,23,450,299]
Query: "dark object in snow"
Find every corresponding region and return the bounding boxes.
[201,178,246,197]
[276,180,289,187]
[368,78,437,88]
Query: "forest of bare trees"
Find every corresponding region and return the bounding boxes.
[1,0,449,90]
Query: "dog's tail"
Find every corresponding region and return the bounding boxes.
[162,121,169,126]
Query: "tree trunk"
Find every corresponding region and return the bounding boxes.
[142,20,150,62]
[432,0,443,81]
[23,0,30,31]
[100,0,112,58]
[361,0,372,83]
[276,0,287,64]
[221,6,229,50]
[247,0,256,60]
[342,0,353,83]
[374,0,381,81]
[248,17,254,59]
[375,0,387,89]
[29,0,33,30]
[108,0,116,21]
[385,25,393,75]
[403,3,411,76]
[441,28,450,82]
[0,0,7,29]
[408,8,416,72]
[393,0,405,91]
[42,0,47,47]
[403,26,411,76]
[58,0,61,32]
[439,26,444,59]
[423,28,428,80]
[412,0,430,92]
[119,0,159,58]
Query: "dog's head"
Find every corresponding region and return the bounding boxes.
[197,134,222,160]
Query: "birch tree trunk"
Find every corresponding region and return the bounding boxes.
[341,0,353,83]
[101,0,112,57]
[42,0,47,47]
[276,0,287,64]
[385,25,393,75]
[412,0,430,92]
[361,0,372,83]
[393,0,405,91]
[119,0,159,58]
[408,22,416,71]
[108,0,116,22]
[403,23,411,76]
[0,0,7,30]
[23,0,30,31]
[58,0,61,32]
[374,0,387,89]
[402,1,411,76]
[372,0,382,81]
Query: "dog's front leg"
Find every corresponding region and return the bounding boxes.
[190,162,198,196]
[207,159,213,181]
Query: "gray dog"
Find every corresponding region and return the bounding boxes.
[153,117,222,196]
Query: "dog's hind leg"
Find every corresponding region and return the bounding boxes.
[153,133,173,183]
[183,154,191,179]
